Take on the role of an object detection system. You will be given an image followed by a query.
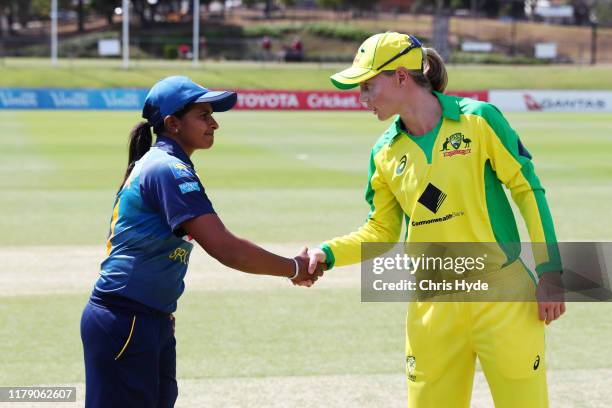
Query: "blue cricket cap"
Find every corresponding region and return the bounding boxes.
[142,76,237,129]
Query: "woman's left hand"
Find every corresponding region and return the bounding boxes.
[536,272,566,325]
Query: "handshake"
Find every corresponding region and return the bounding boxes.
[290,247,327,287]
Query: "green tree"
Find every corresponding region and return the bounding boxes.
[90,0,120,26]
[316,0,377,11]
[592,0,612,26]
[76,0,84,32]
[241,0,297,19]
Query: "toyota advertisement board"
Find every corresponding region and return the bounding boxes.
[2,88,611,112]
[0,88,488,111]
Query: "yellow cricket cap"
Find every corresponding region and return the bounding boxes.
[330,32,423,90]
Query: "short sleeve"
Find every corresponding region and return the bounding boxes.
[140,161,215,231]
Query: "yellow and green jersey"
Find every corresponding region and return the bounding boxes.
[321,91,561,279]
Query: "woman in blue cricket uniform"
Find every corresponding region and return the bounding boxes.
[80,76,323,408]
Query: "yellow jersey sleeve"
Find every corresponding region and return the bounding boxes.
[321,142,403,269]
[482,105,561,276]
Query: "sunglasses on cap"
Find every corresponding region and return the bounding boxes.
[375,35,423,71]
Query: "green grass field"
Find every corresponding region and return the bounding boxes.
[1,110,611,246]
[2,58,612,90]
[1,109,612,407]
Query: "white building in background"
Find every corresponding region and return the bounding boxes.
[525,0,575,24]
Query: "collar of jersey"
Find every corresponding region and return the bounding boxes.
[154,135,194,168]
[383,91,461,140]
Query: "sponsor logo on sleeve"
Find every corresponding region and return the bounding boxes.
[169,163,193,179]
[396,155,408,175]
[178,181,200,194]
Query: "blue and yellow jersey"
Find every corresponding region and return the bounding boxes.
[321,92,561,279]
[94,136,215,313]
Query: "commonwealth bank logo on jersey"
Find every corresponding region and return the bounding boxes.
[412,183,465,227]
[440,132,472,157]
[417,183,447,214]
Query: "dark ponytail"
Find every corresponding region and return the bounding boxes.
[120,121,152,190]
[405,47,448,93]
[423,47,448,93]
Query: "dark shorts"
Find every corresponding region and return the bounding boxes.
[80,296,177,408]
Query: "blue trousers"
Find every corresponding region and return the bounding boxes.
[81,296,177,408]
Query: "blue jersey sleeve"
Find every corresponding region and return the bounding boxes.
[140,160,215,231]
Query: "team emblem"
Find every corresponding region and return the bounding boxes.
[406,355,416,382]
[450,133,463,149]
[441,132,472,157]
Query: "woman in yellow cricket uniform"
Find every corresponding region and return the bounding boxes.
[307,32,565,407]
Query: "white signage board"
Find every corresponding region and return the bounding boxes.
[461,41,493,53]
[535,43,557,59]
[98,39,121,56]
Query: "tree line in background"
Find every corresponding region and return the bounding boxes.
[0,0,610,37]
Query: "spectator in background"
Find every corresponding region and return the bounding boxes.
[199,37,208,60]
[178,44,190,60]
[281,36,303,62]
[261,36,272,61]
[291,36,304,60]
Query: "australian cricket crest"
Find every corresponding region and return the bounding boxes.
[406,355,416,382]
[450,133,463,149]
[440,132,472,158]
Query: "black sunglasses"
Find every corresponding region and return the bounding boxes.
[375,35,423,71]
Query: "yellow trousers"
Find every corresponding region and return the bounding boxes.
[405,261,548,408]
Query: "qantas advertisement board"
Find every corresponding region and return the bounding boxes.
[489,90,612,112]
